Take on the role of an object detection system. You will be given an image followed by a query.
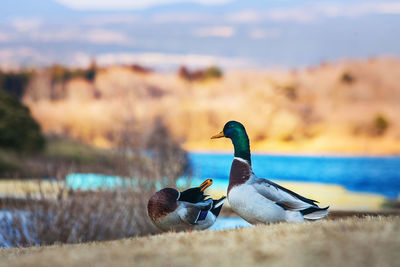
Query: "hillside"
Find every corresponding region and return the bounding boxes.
[1,216,399,267]
[22,57,400,154]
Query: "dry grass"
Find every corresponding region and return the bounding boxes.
[0,187,158,247]
[0,216,399,267]
[0,119,190,247]
[22,57,400,154]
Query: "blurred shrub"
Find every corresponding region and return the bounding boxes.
[178,66,192,80]
[145,118,192,183]
[0,150,19,174]
[130,64,152,74]
[0,115,190,181]
[0,90,45,152]
[49,62,97,84]
[44,136,110,164]
[116,118,191,190]
[354,114,391,137]
[178,65,223,81]
[0,119,191,246]
[283,85,297,101]
[0,69,33,100]
[281,133,294,142]
[372,114,389,136]
[0,136,117,178]
[381,199,400,210]
[341,72,355,84]
[203,66,223,80]
[0,186,157,247]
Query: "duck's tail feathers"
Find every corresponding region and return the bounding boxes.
[301,206,329,220]
[211,196,226,217]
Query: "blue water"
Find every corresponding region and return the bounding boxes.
[189,153,400,199]
[66,153,400,199]
[209,217,252,231]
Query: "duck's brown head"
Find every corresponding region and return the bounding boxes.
[147,188,180,222]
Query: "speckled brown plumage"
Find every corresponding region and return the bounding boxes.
[228,159,251,194]
[147,188,179,221]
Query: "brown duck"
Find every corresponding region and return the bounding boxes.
[148,179,226,231]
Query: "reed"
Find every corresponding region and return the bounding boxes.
[0,186,157,247]
[0,120,190,247]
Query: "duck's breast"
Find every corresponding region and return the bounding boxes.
[193,211,216,230]
[228,183,286,224]
[154,208,189,232]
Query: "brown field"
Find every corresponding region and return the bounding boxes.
[23,57,400,154]
[1,216,399,267]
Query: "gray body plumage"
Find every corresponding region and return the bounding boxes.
[228,157,329,224]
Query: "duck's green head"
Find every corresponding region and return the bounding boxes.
[211,121,251,164]
[211,121,246,139]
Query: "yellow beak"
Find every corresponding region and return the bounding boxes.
[211,131,225,139]
[199,178,213,192]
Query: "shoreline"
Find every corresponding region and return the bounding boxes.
[187,149,400,157]
[219,208,400,218]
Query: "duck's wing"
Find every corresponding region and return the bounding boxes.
[210,196,226,217]
[177,199,213,225]
[251,176,319,211]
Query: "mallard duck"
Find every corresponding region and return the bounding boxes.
[211,121,329,224]
[147,178,226,231]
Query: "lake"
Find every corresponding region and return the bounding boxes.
[209,217,251,230]
[4,153,399,248]
[188,153,400,199]
[66,153,400,199]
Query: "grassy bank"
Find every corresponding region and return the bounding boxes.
[0,136,115,177]
[1,216,399,267]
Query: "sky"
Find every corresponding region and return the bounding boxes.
[54,0,233,10]
[0,0,399,69]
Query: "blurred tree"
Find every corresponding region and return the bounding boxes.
[84,60,97,81]
[0,90,45,152]
[178,66,191,80]
[203,66,223,79]
[372,114,389,136]
[49,62,97,84]
[178,65,223,81]
[0,69,33,100]
[341,72,355,84]
[145,118,192,181]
